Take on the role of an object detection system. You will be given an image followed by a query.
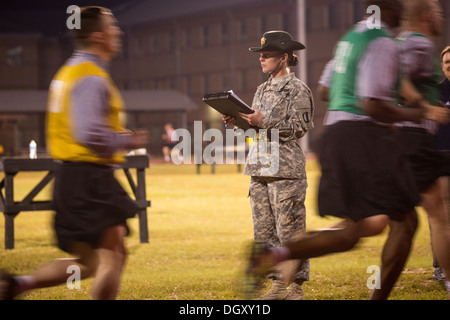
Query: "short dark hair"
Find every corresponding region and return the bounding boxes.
[71,6,111,48]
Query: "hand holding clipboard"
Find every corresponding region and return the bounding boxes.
[238,108,262,127]
[203,90,255,130]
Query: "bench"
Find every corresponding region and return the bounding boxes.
[0,155,150,250]
[195,144,247,174]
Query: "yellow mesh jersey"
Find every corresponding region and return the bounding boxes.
[46,62,126,164]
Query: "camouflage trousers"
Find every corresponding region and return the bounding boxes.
[249,176,310,282]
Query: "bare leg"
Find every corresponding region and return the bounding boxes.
[15,225,128,300]
[162,146,170,161]
[247,215,390,299]
[286,215,389,260]
[13,242,97,296]
[422,179,450,283]
[370,210,418,300]
[90,225,128,300]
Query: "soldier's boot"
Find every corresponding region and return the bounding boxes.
[257,279,288,300]
[285,280,304,300]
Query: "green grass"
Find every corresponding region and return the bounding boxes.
[0,159,448,300]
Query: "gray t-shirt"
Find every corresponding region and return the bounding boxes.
[395,31,439,134]
[67,50,134,159]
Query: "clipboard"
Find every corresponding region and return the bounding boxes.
[203,90,254,130]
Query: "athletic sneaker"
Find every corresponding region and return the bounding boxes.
[432,267,446,282]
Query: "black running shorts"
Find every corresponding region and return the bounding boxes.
[397,127,450,192]
[318,121,420,222]
[53,161,138,253]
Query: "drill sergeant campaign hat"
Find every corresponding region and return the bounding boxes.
[249,30,306,52]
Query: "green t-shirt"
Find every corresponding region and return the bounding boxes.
[329,27,394,115]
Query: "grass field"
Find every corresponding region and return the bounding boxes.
[0,157,448,300]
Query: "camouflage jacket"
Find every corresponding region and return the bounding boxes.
[243,72,314,178]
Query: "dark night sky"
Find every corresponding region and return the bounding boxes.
[0,1,136,36]
[2,1,128,11]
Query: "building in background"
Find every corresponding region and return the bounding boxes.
[1,0,450,157]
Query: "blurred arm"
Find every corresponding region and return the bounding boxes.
[71,76,137,158]
[358,37,424,123]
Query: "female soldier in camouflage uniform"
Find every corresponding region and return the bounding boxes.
[224,30,314,300]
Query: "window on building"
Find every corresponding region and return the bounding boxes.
[204,26,211,48]
[328,3,337,30]
[221,22,228,44]
[263,13,284,31]
[7,46,23,66]
[353,0,363,23]
[168,31,175,52]
[282,13,289,32]
[157,78,173,90]
[149,35,156,54]
[160,32,171,52]
[260,15,268,35]
[135,37,143,56]
[236,20,248,42]
[204,74,210,94]
[307,5,330,32]
[121,34,129,59]
[183,29,192,49]
[183,75,192,95]
[196,26,204,48]
[205,23,225,47]
[222,73,229,91]
[238,69,249,93]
